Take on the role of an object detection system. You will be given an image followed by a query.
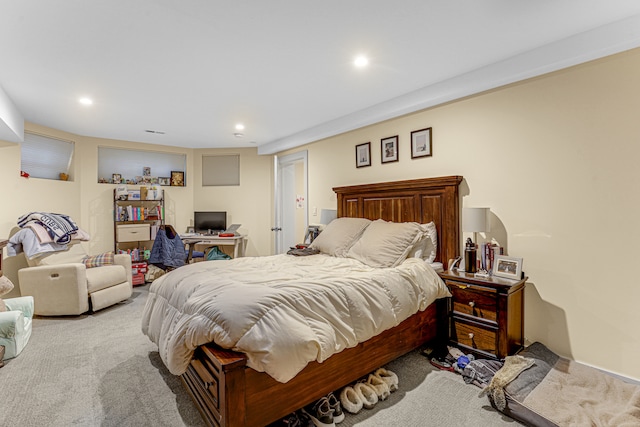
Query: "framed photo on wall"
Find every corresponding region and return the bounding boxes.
[170,171,185,186]
[158,177,170,186]
[411,127,432,159]
[355,142,371,168]
[381,135,399,163]
[492,255,523,280]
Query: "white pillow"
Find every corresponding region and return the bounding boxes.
[408,221,438,263]
[347,219,425,268]
[309,217,371,257]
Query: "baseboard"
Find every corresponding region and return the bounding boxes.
[580,361,640,386]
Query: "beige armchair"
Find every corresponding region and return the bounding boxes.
[18,244,132,316]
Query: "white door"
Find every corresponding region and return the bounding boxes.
[274,151,308,254]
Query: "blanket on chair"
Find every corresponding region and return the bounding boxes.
[17,212,78,244]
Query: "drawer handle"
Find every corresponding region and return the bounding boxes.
[468,333,474,339]
[468,301,475,308]
[457,284,469,289]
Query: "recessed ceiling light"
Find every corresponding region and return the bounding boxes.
[78,97,93,106]
[235,123,245,131]
[354,55,369,68]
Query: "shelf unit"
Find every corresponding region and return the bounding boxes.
[113,189,164,260]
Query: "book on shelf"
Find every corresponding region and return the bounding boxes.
[477,242,503,272]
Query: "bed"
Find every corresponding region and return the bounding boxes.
[142,175,463,427]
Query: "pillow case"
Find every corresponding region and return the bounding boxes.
[309,217,371,257]
[346,219,425,268]
[408,221,438,263]
[82,252,115,268]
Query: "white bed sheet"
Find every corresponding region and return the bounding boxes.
[142,254,450,383]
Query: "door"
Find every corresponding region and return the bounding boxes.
[274,151,308,254]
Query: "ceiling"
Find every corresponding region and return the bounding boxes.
[2,1,640,154]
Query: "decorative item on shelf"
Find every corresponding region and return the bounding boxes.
[59,172,69,181]
[115,185,128,200]
[410,127,432,159]
[127,190,141,200]
[171,171,185,186]
[143,166,151,176]
[474,269,491,278]
[146,185,162,200]
[355,142,371,168]
[448,256,462,272]
[381,135,399,164]
[493,255,524,280]
[158,177,170,186]
[112,173,122,184]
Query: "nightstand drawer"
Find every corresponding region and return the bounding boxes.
[447,283,497,322]
[451,319,497,354]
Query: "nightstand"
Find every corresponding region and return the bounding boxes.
[439,270,527,360]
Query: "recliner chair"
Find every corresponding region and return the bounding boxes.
[18,243,132,316]
[0,296,33,360]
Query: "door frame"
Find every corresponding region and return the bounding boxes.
[274,150,308,254]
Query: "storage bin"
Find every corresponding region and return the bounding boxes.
[117,224,151,242]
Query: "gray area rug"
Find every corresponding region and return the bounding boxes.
[0,284,522,426]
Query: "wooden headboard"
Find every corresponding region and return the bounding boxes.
[333,175,463,265]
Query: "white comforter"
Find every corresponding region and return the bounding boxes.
[141,254,450,383]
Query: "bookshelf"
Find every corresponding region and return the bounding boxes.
[113,188,164,264]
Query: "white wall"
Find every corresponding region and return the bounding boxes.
[281,47,640,381]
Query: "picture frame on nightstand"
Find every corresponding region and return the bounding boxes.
[493,255,523,279]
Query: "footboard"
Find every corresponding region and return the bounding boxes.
[181,299,447,427]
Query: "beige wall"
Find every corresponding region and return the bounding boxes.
[0,125,274,296]
[192,148,273,257]
[2,47,639,381]
[282,48,640,381]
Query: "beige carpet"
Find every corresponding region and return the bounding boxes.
[0,284,522,426]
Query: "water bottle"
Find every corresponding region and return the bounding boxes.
[464,237,477,273]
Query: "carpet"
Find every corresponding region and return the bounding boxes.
[0,284,522,426]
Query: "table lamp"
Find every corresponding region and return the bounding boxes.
[320,209,337,225]
[463,207,490,246]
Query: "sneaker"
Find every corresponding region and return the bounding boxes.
[303,396,335,427]
[269,411,306,427]
[326,392,345,423]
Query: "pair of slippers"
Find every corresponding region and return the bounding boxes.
[339,368,399,414]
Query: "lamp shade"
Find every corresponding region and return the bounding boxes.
[320,209,337,225]
[462,207,490,233]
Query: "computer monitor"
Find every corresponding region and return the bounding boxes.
[194,211,227,235]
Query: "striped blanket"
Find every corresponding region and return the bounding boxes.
[18,212,79,244]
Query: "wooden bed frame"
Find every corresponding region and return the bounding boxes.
[181,175,463,427]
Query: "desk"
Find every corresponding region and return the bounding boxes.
[182,235,246,261]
